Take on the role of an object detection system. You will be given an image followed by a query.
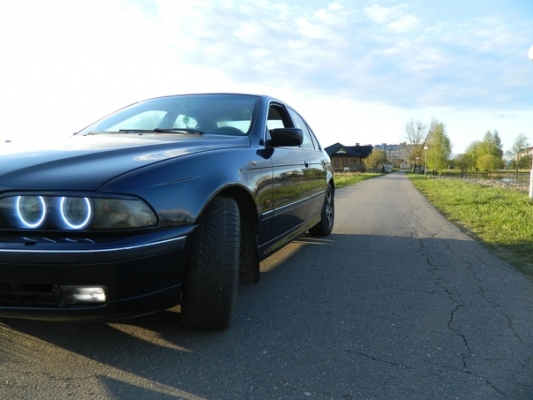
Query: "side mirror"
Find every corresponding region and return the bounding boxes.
[269,128,303,147]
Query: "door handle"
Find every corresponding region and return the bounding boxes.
[304,160,309,168]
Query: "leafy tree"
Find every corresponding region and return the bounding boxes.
[465,141,482,171]
[478,130,504,171]
[521,154,532,170]
[478,154,502,173]
[453,153,472,177]
[404,119,427,172]
[506,133,530,172]
[465,131,504,173]
[482,130,503,157]
[363,148,387,170]
[425,119,452,175]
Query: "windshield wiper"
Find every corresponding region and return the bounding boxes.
[117,128,204,135]
[153,128,204,135]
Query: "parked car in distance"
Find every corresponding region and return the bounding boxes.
[0,93,334,330]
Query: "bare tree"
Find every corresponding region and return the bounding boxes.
[404,119,427,171]
[506,133,530,173]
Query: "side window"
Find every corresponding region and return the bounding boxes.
[307,124,321,150]
[287,108,315,150]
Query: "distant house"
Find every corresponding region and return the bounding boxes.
[325,142,373,172]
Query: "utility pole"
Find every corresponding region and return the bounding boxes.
[424,145,428,175]
[527,46,533,200]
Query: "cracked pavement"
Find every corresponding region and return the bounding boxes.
[1,172,532,399]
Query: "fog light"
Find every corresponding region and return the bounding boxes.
[62,286,107,304]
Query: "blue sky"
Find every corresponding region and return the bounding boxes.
[1,0,532,154]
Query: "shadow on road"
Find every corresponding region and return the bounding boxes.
[1,232,532,399]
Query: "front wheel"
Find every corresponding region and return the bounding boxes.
[309,183,334,236]
[180,197,240,330]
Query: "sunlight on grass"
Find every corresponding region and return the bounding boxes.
[334,172,384,189]
[409,175,533,278]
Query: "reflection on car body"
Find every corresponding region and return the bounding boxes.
[0,93,334,330]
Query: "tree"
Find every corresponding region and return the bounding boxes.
[404,119,427,172]
[465,140,482,171]
[454,153,471,177]
[363,148,387,170]
[425,119,452,175]
[521,154,532,170]
[477,130,504,171]
[506,133,530,173]
[478,154,501,173]
[465,131,504,173]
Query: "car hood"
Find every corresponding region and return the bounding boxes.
[0,133,251,192]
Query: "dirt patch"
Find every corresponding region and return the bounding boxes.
[440,176,530,193]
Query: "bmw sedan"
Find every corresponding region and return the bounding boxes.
[0,93,334,330]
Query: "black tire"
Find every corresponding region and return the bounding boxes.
[181,197,240,330]
[309,183,334,236]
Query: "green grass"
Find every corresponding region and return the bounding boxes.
[409,174,533,278]
[335,172,385,189]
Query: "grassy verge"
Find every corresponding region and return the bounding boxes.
[409,174,533,278]
[435,168,531,179]
[335,172,385,189]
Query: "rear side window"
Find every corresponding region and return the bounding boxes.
[307,124,321,150]
[287,108,315,150]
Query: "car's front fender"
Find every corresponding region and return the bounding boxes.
[98,146,274,228]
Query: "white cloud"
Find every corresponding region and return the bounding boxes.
[387,14,419,33]
[364,3,418,32]
[0,0,532,154]
[365,4,396,24]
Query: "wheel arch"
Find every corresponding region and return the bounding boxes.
[328,177,335,193]
[217,186,261,284]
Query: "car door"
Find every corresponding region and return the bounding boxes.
[267,103,327,241]
[286,106,328,221]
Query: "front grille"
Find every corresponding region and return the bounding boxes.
[0,282,62,307]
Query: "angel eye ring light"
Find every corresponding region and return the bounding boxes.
[3,195,156,230]
[15,196,92,230]
[16,196,46,228]
[59,197,92,229]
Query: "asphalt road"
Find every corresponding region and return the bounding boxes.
[1,172,532,399]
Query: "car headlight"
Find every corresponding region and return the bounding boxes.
[16,195,47,228]
[0,195,157,230]
[60,197,92,229]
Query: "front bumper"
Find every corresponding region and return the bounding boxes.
[0,226,195,321]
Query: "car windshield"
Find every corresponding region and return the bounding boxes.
[77,94,259,136]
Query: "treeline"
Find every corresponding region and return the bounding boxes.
[402,119,531,176]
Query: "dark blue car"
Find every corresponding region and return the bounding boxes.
[0,93,334,329]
